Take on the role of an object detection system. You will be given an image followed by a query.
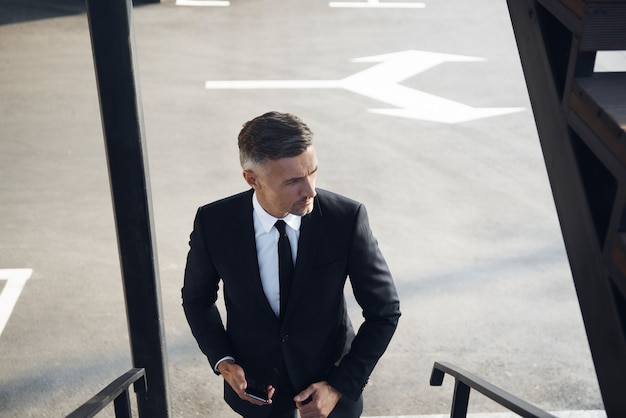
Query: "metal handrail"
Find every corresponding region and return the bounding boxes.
[430,361,557,418]
[65,368,146,418]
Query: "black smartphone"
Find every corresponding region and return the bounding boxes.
[245,379,270,403]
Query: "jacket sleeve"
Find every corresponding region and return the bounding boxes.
[181,207,234,372]
[326,203,401,400]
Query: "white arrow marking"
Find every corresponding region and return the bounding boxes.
[0,269,32,337]
[176,0,230,6]
[205,50,524,124]
[329,0,425,8]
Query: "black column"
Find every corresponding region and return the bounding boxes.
[85,0,170,416]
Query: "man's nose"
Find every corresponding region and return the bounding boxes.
[303,176,316,197]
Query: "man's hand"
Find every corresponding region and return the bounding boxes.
[294,381,341,418]
[217,360,275,406]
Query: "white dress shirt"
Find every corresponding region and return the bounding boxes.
[252,191,300,317]
[215,192,300,373]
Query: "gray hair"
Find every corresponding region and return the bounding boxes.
[238,111,314,169]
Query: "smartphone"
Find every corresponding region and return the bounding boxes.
[245,379,270,403]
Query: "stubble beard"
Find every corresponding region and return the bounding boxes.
[291,198,314,217]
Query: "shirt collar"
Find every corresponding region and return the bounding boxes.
[252,191,301,233]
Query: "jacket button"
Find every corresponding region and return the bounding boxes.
[281,334,289,342]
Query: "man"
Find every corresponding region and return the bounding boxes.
[182,111,400,418]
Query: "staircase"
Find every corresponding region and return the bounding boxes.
[506,1,626,416]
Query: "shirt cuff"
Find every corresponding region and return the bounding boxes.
[215,356,236,374]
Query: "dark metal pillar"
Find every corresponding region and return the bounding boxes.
[85,0,170,417]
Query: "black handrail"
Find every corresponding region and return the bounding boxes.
[430,361,557,418]
[65,368,146,418]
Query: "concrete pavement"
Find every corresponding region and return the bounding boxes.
[0,0,614,416]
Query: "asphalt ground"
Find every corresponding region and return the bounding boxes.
[1,0,622,416]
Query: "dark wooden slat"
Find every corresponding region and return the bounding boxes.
[570,73,626,164]
[580,4,626,51]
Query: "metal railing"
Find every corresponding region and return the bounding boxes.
[65,368,146,418]
[66,362,554,417]
[430,361,557,418]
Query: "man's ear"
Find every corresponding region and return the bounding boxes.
[242,170,258,189]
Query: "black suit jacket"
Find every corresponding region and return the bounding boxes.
[182,188,400,416]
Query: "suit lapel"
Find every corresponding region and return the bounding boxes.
[232,191,280,322]
[283,197,323,320]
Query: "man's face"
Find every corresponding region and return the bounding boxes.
[244,146,318,218]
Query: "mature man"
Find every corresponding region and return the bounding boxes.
[182,111,400,418]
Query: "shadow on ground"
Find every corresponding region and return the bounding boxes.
[0,0,155,25]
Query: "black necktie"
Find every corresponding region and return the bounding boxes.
[275,220,294,319]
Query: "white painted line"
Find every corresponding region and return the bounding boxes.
[205,80,341,89]
[364,411,606,418]
[0,269,33,337]
[205,50,524,124]
[175,0,230,6]
[330,0,425,8]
